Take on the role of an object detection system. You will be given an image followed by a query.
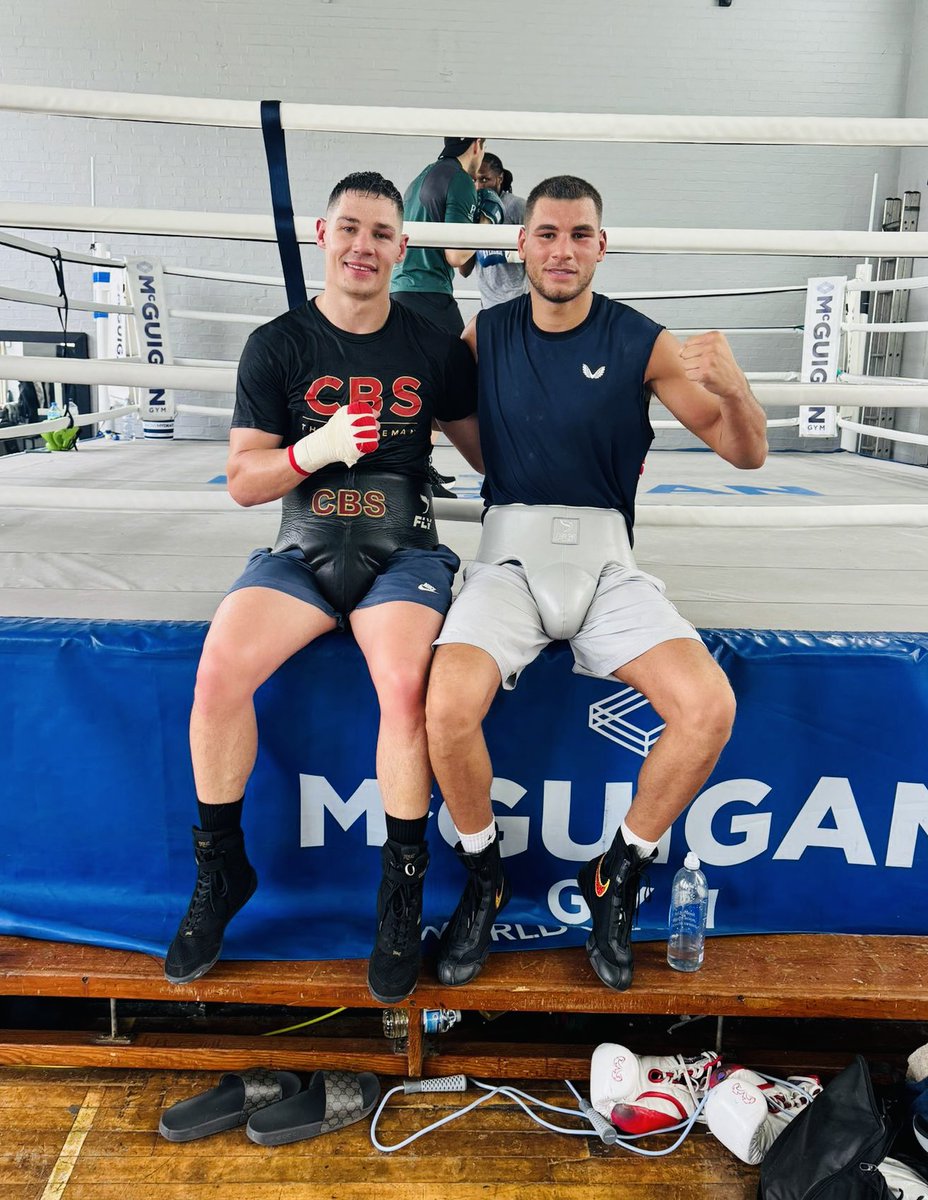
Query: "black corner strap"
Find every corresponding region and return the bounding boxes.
[260,100,307,311]
[51,248,69,338]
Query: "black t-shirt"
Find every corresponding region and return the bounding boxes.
[232,298,477,478]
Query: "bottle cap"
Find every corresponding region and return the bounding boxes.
[684,851,701,871]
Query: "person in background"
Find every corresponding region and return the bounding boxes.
[464,152,529,308]
[391,136,487,498]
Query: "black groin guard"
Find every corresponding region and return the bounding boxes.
[274,469,439,615]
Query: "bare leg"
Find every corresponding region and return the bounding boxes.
[191,587,337,805]
[354,600,445,1005]
[615,638,736,841]
[350,601,444,819]
[425,643,502,834]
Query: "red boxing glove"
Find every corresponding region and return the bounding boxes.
[347,399,379,455]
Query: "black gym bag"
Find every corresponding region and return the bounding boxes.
[758,1055,897,1199]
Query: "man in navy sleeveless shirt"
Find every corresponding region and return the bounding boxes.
[427,175,767,992]
[163,173,482,1006]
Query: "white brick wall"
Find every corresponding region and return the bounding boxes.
[0,0,921,449]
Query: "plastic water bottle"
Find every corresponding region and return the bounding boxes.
[121,409,140,441]
[46,399,60,422]
[667,852,708,972]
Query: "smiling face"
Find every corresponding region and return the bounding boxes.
[316,190,407,300]
[518,196,606,304]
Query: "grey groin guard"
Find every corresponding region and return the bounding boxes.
[475,504,637,640]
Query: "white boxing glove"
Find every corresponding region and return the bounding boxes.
[590,1043,718,1133]
[705,1068,821,1165]
[289,400,378,477]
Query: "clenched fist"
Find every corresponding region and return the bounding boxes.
[680,331,747,402]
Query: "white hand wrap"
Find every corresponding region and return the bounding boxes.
[289,403,378,477]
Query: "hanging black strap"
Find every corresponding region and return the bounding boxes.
[51,248,69,338]
[260,100,307,310]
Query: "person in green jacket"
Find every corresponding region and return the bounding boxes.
[391,136,486,337]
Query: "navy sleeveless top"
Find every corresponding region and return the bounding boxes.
[476,292,664,540]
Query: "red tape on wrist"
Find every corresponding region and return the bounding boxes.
[288,443,311,477]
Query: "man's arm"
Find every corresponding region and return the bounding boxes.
[434,318,482,472]
[444,168,478,272]
[437,413,483,474]
[646,330,767,469]
[461,315,478,360]
[226,427,293,508]
[444,247,475,271]
[227,404,379,507]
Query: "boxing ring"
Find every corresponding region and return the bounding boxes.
[0,86,927,972]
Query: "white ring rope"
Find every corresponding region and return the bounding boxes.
[7,356,928,408]
[0,408,802,440]
[846,275,928,293]
[836,417,928,448]
[4,203,928,258]
[3,84,928,146]
[0,283,133,315]
[0,404,137,440]
[839,373,928,387]
[175,403,232,418]
[0,486,922,527]
[173,358,239,368]
[0,230,119,269]
[167,307,264,325]
[0,236,811,302]
[844,320,928,333]
[7,354,234,392]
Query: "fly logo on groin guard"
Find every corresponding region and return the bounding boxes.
[413,492,432,531]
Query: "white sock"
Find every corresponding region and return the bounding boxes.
[458,820,496,855]
[620,819,659,857]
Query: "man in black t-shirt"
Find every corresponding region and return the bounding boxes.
[164,172,481,1004]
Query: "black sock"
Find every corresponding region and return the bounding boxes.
[197,797,244,833]
[386,814,428,846]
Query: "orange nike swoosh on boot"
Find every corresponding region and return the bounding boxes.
[594,856,610,898]
[495,882,505,909]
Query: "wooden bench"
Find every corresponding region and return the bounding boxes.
[2,934,925,1079]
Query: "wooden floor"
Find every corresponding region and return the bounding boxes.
[1,1066,760,1199]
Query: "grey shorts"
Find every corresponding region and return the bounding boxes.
[434,560,702,689]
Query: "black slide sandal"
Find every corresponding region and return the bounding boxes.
[246,1070,380,1146]
[159,1068,303,1141]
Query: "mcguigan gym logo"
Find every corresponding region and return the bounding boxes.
[588,686,665,758]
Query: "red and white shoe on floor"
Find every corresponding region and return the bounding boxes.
[590,1043,721,1132]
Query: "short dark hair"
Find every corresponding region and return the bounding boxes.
[326,171,403,220]
[524,175,603,226]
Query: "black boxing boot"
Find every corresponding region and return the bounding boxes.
[577,828,655,992]
[437,832,510,986]
[367,840,429,1005]
[164,826,257,984]
[427,459,457,499]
